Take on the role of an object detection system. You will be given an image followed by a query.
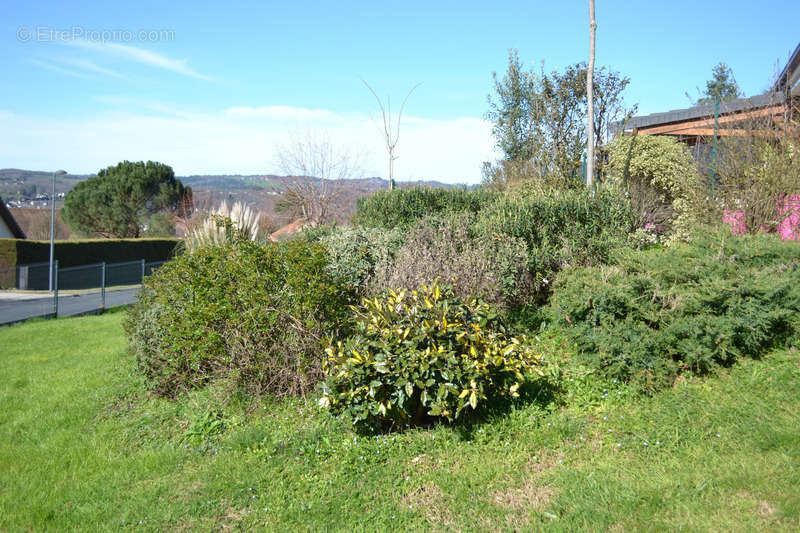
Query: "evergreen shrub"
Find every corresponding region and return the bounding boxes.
[124,238,352,397]
[320,283,545,429]
[549,230,800,390]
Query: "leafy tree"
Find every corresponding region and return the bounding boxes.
[485,50,635,190]
[63,161,189,238]
[697,62,742,105]
[485,49,540,163]
[142,212,176,238]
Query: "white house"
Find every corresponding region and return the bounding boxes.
[0,198,26,239]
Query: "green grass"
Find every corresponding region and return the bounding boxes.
[1,312,798,531]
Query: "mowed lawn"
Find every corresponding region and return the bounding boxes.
[1,311,799,532]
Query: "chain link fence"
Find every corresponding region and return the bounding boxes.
[0,259,168,325]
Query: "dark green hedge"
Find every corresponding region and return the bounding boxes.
[352,186,496,229]
[0,238,181,268]
[0,239,15,269]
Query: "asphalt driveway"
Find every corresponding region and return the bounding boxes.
[0,288,139,325]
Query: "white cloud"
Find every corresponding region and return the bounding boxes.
[65,40,212,81]
[60,58,124,79]
[31,59,93,79]
[0,105,494,183]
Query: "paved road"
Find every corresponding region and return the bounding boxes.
[0,288,140,325]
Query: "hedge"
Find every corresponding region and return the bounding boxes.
[352,186,497,229]
[0,238,182,268]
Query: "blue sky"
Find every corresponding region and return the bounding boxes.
[1,0,797,183]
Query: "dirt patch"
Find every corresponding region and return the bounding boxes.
[218,506,248,531]
[757,500,776,518]
[491,480,556,530]
[484,452,561,528]
[493,480,555,512]
[403,482,456,530]
[736,490,778,523]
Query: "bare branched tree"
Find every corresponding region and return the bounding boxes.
[276,132,362,226]
[362,79,421,190]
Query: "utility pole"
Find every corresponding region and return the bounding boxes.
[49,170,67,292]
[586,0,597,189]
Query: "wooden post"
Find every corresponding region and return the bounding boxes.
[587,0,597,189]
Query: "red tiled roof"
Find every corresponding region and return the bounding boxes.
[269,218,307,242]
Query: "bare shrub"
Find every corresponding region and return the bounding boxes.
[714,97,800,238]
[369,215,533,308]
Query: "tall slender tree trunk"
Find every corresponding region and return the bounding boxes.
[586,0,597,188]
[389,154,394,190]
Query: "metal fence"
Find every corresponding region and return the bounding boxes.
[0,259,168,326]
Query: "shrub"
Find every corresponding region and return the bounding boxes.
[185,201,261,252]
[318,225,405,294]
[604,135,703,243]
[474,188,634,302]
[370,214,533,308]
[352,186,496,229]
[319,283,544,429]
[716,136,800,239]
[548,230,800,391]
[124,238,352,397]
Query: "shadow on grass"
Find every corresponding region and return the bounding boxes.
[347,375,563,437]
[451,376,563,441]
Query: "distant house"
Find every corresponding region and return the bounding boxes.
[0,197,26,239]
[269,218,308,242]
[622,42,799,145]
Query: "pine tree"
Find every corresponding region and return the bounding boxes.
[63,160,189,238]
[697,62,742,105]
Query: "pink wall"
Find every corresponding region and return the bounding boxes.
[723,195,800,240]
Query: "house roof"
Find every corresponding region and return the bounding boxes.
[0,197,26,239]
[269,218,307,242]
[623,92,786,132]
[623,41,799,134]
[774,41,800,95]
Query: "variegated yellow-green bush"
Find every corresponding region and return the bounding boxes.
[605,135,703,244]
[319,283,545,429]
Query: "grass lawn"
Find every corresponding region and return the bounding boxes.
[1,311,798,531]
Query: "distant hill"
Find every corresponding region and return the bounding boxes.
[0,169,88,200]
[1,168,467,225]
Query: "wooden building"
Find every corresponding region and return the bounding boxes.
[621,43,800,145]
